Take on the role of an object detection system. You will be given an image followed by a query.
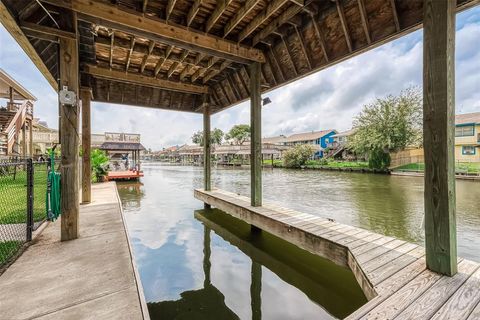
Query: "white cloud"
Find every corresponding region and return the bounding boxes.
[1,8,479,150]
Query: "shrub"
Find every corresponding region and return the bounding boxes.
[368,149,391,170]
[91,149,109,182]
[283,144,316,168]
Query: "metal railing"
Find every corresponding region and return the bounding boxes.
[0,159,48,269]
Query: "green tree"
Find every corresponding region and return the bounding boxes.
[91,149,109,182]
[348,87,422,169]
[225,124,250,145]
[283,144,316,168]
[191,128,224,146]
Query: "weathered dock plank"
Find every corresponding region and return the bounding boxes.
[194,188,480,320]
[0,182,148,320]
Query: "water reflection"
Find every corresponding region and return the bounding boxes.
[118,163,480,320]
[194,209,366,319]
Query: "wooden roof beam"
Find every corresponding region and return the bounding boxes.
[187,0,202,27]
[167,50,189,79]
[125,36,136,71]
[109,31,114,68]
[154,45,173,76]
[203,60,230,84]
[166,0,178,21]
[252,1,305,46]
[223,0,261,38]
[238,0,291,42]
[0,2,58,90]
[140,40,155,73]
[356,0,371,44]
[42,0,265,64]
[85,65,208,94]
[276,33,298,76]
[309,12,329,62]
[389,0,400,32]
[206,0,233,33]
[336,0,352,52]
[291,23,312,70]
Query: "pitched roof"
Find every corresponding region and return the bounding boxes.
[262,135,287,144]
[284,130,337,143]
[0,68,37,101]
[332,129,356,138]
[455,112,480,125]
[99,142,145,151]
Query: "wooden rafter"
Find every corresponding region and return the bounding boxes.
[226,74,241,100]
[179,65,191,81]
[336,0,352,52]
[154,45,173,76]
[42,0,265,64]
[238,0,290,42]
[110,30,115,68]
[276,33,298,76]
[206,0,233,33]
[232,70,249,96]
[167,50,189,78]
[203,60,230,83]
[223,0,261,37]
[357,0,371,44]
[166,0,178,21]
[218,80,232,104]
[140,40,155,73]
[252,1,305,45]
[389,0,400,32]
[187,0,202,27]
[18,1,39,20]
[19,21,76,40]
[291,23,312,70]
[267,45,285,81]
[85,65,208,94]
[309,12,329,62]
[125,36,136,71]
[192,56,219,82]
[0,2,58,90]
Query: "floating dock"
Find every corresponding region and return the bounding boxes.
[0,182,149,319]
[107,170,144,181]
[195,188,480,320]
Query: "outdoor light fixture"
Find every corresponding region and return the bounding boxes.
[262,97,272,106]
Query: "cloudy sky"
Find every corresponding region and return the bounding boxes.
[1,7,479,151]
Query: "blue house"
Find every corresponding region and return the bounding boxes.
[283,129,337,158]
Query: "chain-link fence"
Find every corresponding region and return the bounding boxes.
[0,159,48,268]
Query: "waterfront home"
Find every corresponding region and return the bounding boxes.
[283,130,337,158]
[455,112,480,162]
[0,68,35,156]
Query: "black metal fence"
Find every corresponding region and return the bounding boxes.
[0,159,48,268]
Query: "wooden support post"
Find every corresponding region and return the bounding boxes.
[249,62,262,207]
[251,261,262,320]
[59,14,80,241]
[81,88,91,204]
[203,94,211,197]
[423,0,457,276]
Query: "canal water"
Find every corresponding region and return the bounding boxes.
[118,163,480,319]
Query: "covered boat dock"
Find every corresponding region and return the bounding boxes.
[1,0,479,318]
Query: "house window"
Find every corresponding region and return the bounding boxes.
[455,125,474,137]
[462,146,476,155]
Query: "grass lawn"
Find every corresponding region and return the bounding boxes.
[0,241,21,266]
[0,164,48,225]
[262,159,369,169]
[395,162,480,174]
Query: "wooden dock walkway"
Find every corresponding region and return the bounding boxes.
[0,182,149,320]
[195,188,480,320]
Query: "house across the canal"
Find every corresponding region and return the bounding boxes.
[455,112,480,162]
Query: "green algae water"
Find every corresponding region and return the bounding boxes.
[118,163,480,319]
